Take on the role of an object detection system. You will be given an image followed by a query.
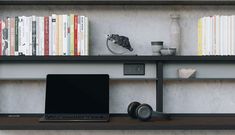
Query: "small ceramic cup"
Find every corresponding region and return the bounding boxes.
[151,41,163,56]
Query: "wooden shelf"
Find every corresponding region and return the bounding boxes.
[1,0,235,5]
[1,114,235,130]
[1,56,235,63]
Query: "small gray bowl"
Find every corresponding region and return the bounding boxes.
[160,48,176,56]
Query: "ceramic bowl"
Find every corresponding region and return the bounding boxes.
[160,48,176,56]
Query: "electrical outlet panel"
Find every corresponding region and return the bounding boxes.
[123,63,145,75]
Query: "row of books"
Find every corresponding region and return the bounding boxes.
[198,15,235,56]
[0,14,89,56]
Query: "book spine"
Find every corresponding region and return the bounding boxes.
[40,17,44,55]
[80,16,85,55]
[58,15,63,55]
[15,17,18,55]
[85,17,89,55]
[52,14,56,55]
[55,15,59,55]
[7,17,10,55]
[21,16,25,55]
[29,16,32,55]
[63,15,67,55]
[0,20,2,56]
[198,18,202,56]
[215,15,220,55]
[49,16,52,55]
[36,17,39,55]
[70,14,74,55]
[18,17,22,55]
[74,15,78,55]
[32,16,36,56]
[10,17,15,55]
[67,15,70,55]
[44,16,49,56]
[25,17,30,55]
[77,16,80,56]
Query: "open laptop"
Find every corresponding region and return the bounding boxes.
[40,74,109,122]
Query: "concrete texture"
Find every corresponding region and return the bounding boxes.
[0,4,235,134]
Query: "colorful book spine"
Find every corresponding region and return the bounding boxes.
[74,15,78,55]
[44,16,49,56]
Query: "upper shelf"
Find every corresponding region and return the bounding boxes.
[1,56,235,63]
[1,0,235,5]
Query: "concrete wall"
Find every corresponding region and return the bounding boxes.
[1,4,235,134]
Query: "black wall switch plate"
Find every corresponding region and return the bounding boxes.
[123,63,145,75]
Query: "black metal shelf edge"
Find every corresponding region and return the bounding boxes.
[1,114,235,130]
[164,78,235,81]
[2,0,235,5]
[2,56,235,63]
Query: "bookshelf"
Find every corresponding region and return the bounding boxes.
[1,0,235,130]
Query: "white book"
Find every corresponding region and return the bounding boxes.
[52,14,57,55]
[67,15,70,55]
[22,16,27,55]
[220,16,224,55]
[228,16,231,55]
[49,16,52,55]
[36,17,39,55]
[80,16,85,55]
[62,15,67,55]
[224,16,228,55]
[202,17,205,55]
[40,17,44,55]
[37,17,41,56]
[85,17,89,55]
[29,16,32,55]
[23,17,29,55]
[212,16,215,55]
[215,15,220,55]
[205,17,210,55]
[233,16,235,55]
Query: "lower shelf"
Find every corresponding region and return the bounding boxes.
[1,114,235,130]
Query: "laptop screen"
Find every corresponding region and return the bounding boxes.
[45,74,109,114]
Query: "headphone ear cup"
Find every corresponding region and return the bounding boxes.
[127,102,141,119]
[135,104,153,121]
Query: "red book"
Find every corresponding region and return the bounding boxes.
[44,16,49,56]
[74,15,78,55]
[0,20,2,56]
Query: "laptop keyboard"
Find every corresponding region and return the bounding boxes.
[44,114,108,121]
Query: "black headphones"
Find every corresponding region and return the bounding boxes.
[127,101,170,121]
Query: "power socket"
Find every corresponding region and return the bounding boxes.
[123,63,145,75]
